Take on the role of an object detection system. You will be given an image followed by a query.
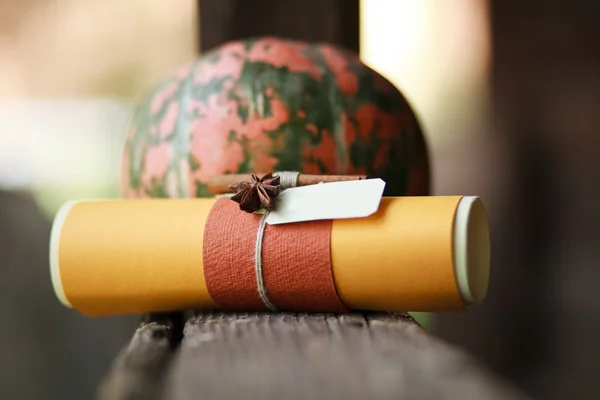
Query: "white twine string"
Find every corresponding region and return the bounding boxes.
[275,171,300,190]
[254,171,300,311]
[255,210,277,311]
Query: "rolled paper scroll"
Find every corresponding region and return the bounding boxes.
[49,196,490,316]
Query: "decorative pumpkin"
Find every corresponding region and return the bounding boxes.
[122,37,429,198]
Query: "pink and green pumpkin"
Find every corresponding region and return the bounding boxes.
[122,37,429,198]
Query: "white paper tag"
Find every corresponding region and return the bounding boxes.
[265,178,386,225]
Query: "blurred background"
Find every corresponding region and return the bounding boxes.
[1,0,598,398]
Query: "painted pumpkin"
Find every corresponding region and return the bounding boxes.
[122,37,429,198]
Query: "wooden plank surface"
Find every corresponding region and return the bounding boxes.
[97,313,184,400]
[99,311,529,400]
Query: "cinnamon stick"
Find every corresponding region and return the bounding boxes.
[207,173,368,195]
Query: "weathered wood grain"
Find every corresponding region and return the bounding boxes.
[97,313,185,400]
[100,311,529,400]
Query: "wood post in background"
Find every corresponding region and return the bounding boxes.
[433,1,600,399]
[197,0,359,52]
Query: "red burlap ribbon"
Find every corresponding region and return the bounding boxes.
[203,198,348,312]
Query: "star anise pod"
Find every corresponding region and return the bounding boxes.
[229,173,281,213]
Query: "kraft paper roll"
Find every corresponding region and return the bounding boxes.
[50,196,490,316]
